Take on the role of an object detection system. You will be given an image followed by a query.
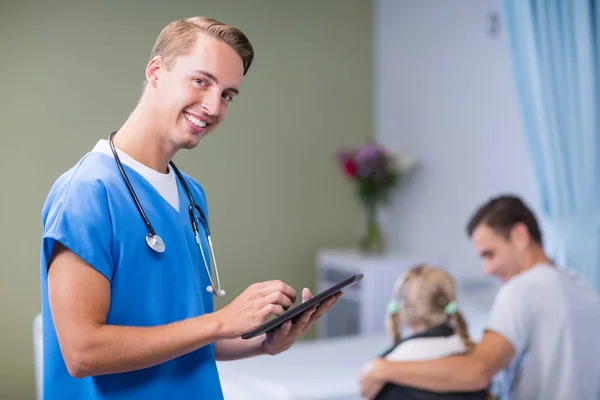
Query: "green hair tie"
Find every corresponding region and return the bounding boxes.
[444,300,458,315]
[387,300,400,315]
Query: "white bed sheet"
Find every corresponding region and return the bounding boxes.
[217,334,391,400]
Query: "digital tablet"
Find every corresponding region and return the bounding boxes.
[241,273,364,339]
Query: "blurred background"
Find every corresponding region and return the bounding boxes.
[2,0,598,399]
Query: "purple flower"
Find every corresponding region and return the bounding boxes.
[354,143,386,178]
[355,143,384,163]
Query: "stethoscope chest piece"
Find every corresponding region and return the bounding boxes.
[146,234,166,253]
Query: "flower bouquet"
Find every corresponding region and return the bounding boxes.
[336,142,411,253]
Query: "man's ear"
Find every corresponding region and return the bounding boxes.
[146,56,163,88]
[510,222,531,250]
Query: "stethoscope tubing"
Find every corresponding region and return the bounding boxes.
[108,131,225,297]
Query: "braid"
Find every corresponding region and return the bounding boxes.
[388,313,402,344]
[452,310,475,352]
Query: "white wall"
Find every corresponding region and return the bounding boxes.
[375,0,540,280]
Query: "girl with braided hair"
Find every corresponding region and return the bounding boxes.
[369,264,493,400]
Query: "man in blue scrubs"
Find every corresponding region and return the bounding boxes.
[40,16,339,400]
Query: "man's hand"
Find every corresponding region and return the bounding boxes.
[261,288,342,355]
[213,280,297,339]
[359,359,386,399]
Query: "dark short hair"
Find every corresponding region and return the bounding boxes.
[466,195,543,246]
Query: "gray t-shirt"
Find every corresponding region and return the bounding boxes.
[487,264,600,400]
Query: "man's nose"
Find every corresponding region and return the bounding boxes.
[202,90,221,118]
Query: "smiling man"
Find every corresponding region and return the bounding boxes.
[359,195,600,400]
[40,17,339,400]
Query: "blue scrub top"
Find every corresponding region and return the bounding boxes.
[39,152,224,400]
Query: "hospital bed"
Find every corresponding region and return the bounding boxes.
[217,333,391,400]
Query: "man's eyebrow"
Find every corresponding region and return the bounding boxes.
[190,70,240,95]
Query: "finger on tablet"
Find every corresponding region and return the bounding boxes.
[302,288,312,303]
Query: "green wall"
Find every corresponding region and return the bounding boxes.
[0,1,373,398]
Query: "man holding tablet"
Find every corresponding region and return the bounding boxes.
[40,15,343,400]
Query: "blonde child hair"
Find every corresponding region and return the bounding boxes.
[386,264,474,352]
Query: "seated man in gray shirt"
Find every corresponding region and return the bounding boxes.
[359,195,600,400]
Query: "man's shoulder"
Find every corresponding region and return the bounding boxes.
[500,264,558,294]
[42,153,120,215]
[50,152,119,188]
[178,169,205,190]
[176,168,208,203]
[493,264,583,315]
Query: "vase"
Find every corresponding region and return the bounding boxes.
[358,202,385,254]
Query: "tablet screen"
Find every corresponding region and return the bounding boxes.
[241,273,364,339]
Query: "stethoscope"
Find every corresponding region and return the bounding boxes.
[108,131,225,297]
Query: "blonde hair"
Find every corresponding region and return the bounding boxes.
[386,264,475,352]
[148,16,254,75]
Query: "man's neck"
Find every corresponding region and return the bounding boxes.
[522,245,553,272]
[112,103,176,174]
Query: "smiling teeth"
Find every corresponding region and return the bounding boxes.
[184,112,207,128]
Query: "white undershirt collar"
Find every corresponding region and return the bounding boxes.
[91,139,180,211]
